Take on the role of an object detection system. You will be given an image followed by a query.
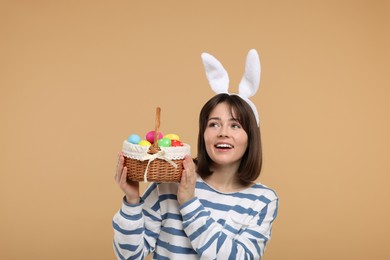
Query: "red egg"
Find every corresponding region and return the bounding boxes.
[171,139,184,147]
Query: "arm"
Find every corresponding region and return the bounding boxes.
[112,197,147,260]
[179,193,279,260]
[113,153,162,259]
[112,183,162,260]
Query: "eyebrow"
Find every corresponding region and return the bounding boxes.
[207,117,240,122]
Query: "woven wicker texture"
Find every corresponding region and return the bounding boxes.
[124,157,183,183]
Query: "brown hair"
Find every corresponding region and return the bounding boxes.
[195,93,262,185]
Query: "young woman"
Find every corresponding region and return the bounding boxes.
[113,50,278,259]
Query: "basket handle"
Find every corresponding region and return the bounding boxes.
[148,107,161,154]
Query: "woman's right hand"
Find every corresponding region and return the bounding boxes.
[114,152,140,204]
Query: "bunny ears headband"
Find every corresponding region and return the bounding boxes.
[201,49,261,126]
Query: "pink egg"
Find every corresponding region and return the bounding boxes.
[146,131,163,144]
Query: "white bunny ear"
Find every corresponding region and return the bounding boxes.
[201,52,229,94]
[238,49,261,98]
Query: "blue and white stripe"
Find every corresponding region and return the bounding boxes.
[113,177,278,259]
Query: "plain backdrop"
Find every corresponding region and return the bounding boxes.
[1,1,389,259]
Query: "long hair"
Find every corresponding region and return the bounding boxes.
[196,93,262,185]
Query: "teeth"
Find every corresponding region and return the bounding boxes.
[216,143,233,148]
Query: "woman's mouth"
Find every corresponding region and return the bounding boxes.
[215,143,234,150]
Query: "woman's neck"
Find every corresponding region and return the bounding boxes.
[204,164,248,192]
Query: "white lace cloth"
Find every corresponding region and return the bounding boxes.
[122,140,191,160]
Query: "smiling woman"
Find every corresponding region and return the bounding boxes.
[2,1,389,259]
[197,94,262,189]
[112,50,278,259]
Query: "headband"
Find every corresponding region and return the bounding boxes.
[201,49,261,126]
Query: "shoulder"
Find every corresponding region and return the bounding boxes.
[248,183,278,203]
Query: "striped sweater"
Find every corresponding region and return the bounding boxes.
[112,176,278,259]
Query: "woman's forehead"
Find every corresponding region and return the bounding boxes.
[209,102,239,119]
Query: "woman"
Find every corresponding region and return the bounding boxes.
[113,50,278,259]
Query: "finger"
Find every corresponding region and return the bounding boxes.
[180,169,187,187]
[183,156,196,184]
[188,169,196,185]
[183,156,193,171]
[186,171,192,185]
[116,152,121,166]
[186,155,196,172]
[120,166,128,186]
[115,154,124,182]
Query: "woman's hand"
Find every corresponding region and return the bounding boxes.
[114,152,140,204]
[177,155,197,205]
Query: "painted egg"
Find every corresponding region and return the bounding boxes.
[164,133,180,141]
[138,140,151,146]
[127,134,141,144]
[146,131,163,144]
[171,139,184,147]
[157,137,171,147]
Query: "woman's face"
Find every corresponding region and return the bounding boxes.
[204,102,248,169]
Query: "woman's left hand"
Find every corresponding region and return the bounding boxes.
[177,155,197,205]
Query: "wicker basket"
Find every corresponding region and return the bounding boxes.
[122,142,190,182]
[122,107,191,183]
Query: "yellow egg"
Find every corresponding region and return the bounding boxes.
[164,133,180,141]
[138,140,151,146]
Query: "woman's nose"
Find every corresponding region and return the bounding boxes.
[218,125,229,137]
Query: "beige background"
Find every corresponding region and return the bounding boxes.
[1,1,389,259]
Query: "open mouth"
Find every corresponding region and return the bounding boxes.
[215,143,234,150]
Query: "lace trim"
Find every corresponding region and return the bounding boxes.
[122,140,191,160]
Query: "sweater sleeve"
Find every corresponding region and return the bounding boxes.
[179,194,278,260]
[112,183,162,260]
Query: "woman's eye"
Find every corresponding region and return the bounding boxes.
[231,123,241,129]
[208,122,219,128]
